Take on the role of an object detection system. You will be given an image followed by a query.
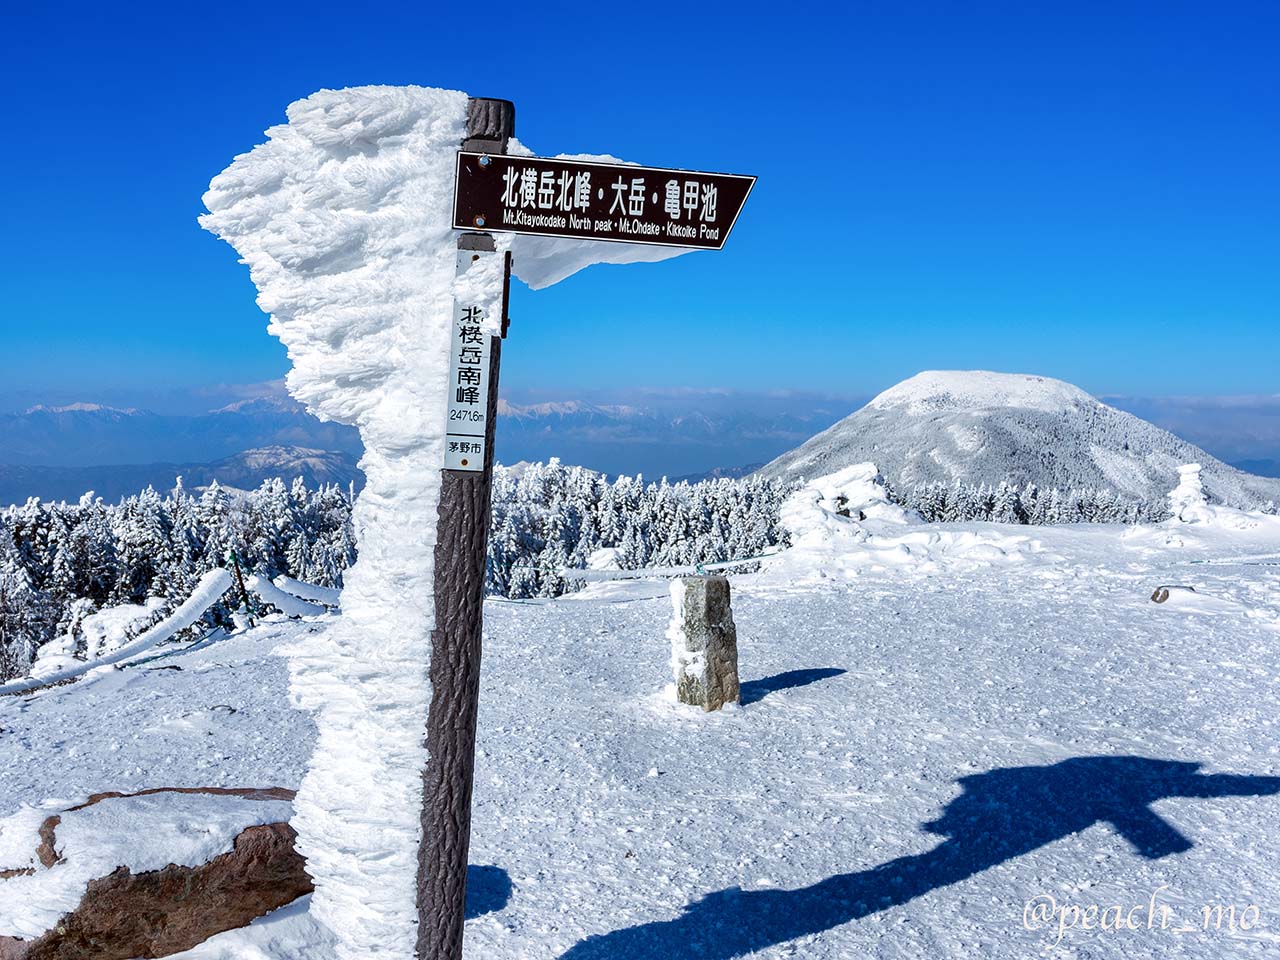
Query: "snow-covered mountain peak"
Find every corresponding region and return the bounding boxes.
[211,395,301,415]
[760,370,1280,510]
[868,371,1094,415]
[23,402,140,416]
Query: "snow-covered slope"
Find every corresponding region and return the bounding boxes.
[5,511,1280,958]
[758,371,1280,509]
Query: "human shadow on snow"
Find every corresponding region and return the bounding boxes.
[738,668,847,705]
[465,864,512,919]
[559,756,1280,959]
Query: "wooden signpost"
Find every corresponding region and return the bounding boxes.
[419,96,754,960]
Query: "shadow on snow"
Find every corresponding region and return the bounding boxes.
[466,864,512,920]
[559,756,1280,959]
[738,668,848,706]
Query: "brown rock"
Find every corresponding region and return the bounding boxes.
[0,787,312,960]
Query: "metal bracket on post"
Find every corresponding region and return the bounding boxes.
[416,97,514,960]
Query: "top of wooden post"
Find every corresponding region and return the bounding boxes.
[464,98,515,153]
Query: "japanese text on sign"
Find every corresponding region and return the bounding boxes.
[453,154,755,250]
[444,250,493,471]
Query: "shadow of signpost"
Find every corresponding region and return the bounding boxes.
[465,864,513,920]
[739,668,847,705]
[559,756,1280,959]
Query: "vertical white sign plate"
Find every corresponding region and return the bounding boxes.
[444,248,493,471]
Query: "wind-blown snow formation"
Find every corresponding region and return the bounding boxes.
[765,462,1046,582]
[201,87,477,958]
[758,371,1280,509]
[1168,463,1211,522]
[200,85,695,959]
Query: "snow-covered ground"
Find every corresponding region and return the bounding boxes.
[4,505,1280,958]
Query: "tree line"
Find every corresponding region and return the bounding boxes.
[0,478,354,680]
[4,461,1225,680]
[889,479,1172,525]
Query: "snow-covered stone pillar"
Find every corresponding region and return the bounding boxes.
[669,576,740,711]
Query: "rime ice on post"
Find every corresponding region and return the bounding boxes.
[198,85,712,960]
[668,576,740,711]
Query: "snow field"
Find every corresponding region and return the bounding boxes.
[2,514,1280,957]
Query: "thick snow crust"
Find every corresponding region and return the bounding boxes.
[199,85,697,959]
[0,791,293,939]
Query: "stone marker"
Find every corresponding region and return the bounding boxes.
[668,576,740,711]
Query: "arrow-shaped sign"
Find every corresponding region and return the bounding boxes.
[453,152,755,250]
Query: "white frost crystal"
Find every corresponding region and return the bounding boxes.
[201,86,479,959]
[1168,463,1212,523]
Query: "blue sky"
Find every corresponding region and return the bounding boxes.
[1,1,1276,408]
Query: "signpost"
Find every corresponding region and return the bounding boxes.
[420,97,754,960]
[453,152,755,250]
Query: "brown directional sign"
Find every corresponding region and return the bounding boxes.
[453,152,755,250]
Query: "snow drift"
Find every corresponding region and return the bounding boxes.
[764,462,1046,583]
[0,569,232,696]
[757,371,1280,510]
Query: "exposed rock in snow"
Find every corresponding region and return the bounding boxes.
[667,577,740,712]
[0,787,304,956]
[758,371,1280,510]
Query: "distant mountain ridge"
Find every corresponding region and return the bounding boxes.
[0,392,847,480]
[0,446,362,505]
[757,371,1280,509]
[0,398,363,468]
